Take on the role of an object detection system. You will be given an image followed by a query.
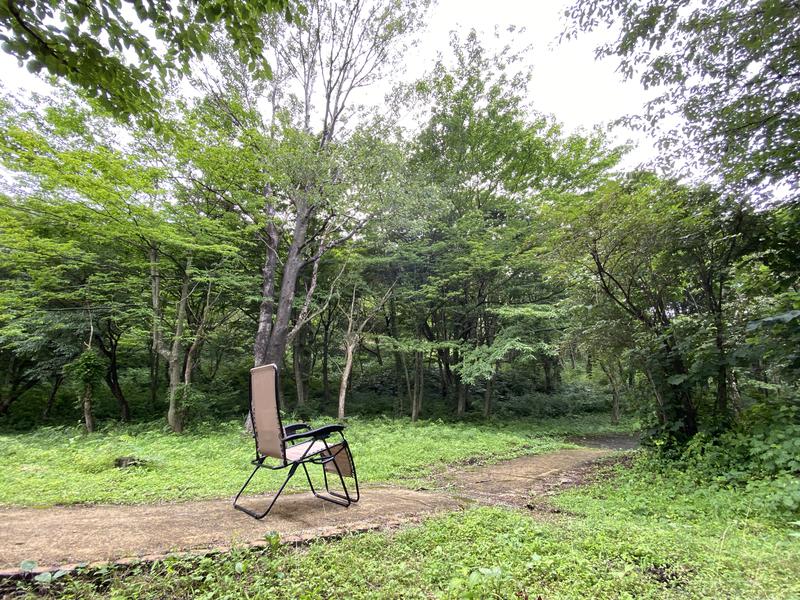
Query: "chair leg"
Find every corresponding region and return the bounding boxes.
[233,462,298,520]
[325,441,360,503]
[319,441,361,506]
[302,460,351,507]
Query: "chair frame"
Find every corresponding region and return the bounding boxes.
[233,365,360,520]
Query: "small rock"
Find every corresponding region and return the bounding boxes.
[114,457,146,469]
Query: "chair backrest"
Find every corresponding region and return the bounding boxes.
[250,364,285,461]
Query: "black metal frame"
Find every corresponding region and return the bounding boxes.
[233,369,360,520]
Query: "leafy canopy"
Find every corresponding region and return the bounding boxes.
[0,0,299,120]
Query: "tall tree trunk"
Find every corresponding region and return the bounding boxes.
[96,322,130,421]
[399,353,412,416]
[483,369,496,419]
[246,201,312,433]
[41,374,63,419]
[440,348,453,399]
[82,382,95,433]
[166,261,191,433]
[411,350,423,422]
[262,199,312,366]
[109,352,129,422]
[338,338,357,420]
[388,298,405,409]
[148,337,159,412]
[151,248,191,434]
[253,216,280,367]
[456,379,468,418]
[437,354,447,399]
[543,357,554,393]
[600,361,620,425]
[166,355,184,433]
[293,328,306,407]
[105,365,130,422]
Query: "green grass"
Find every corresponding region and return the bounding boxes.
[0,414,633,506]
[17,457,799,599]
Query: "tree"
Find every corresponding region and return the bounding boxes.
[566,0,800,198]
[0,0,298,119]
[406,31,618,418]
[0,92,252,431]
[64,347,104,432]
[336,279,394,419]
[551,171,765,440]
[177,0,428,429]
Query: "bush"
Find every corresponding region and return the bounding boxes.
[495,382,612,419]
[679,402,800,517]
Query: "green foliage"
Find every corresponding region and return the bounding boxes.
[17,460,800,599]
[566,0,800,198]
[0,0,298,120]
[494,383,614,419]
[63,349,105,385]
[0,414,632,506]
[679,402,800,516]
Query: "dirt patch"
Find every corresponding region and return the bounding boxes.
[428,447,615,507]
[522,454,633,519]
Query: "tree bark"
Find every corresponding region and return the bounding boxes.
[293,326,307,407]
[151,248,191,433]
[97,325,129,422]
[41,374,63,419]
[261,198,312,366]
[483,368,496,419]
[411,350,423,422]
[166,269,190,433]
[600,361,621,425]
[82,383,95,433]
[543,356,554,393]
[253,215,280,367]
[148,337,159,413]
[456,378,468,418]
[337,338,357,420]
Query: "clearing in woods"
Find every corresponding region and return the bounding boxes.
[0,439,632,574]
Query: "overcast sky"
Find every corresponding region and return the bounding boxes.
[0,0,657,168]
[412,0,658,168]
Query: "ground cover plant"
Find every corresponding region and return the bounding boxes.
[13,457,799,599]
[0,414,634,506]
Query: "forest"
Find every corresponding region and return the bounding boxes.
[0,0,798,598]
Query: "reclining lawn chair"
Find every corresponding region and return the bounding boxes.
[233,363,359,520]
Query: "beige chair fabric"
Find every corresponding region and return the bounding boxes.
[284,440,328,461]
[323,442,354,477]
[249,364,355,477]
[250,364,285,460]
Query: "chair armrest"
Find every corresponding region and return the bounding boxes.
[282,424,345,443]
[283,422,311,436]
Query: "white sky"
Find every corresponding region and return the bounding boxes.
[0,0,658,169]
[411,0,658,169]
